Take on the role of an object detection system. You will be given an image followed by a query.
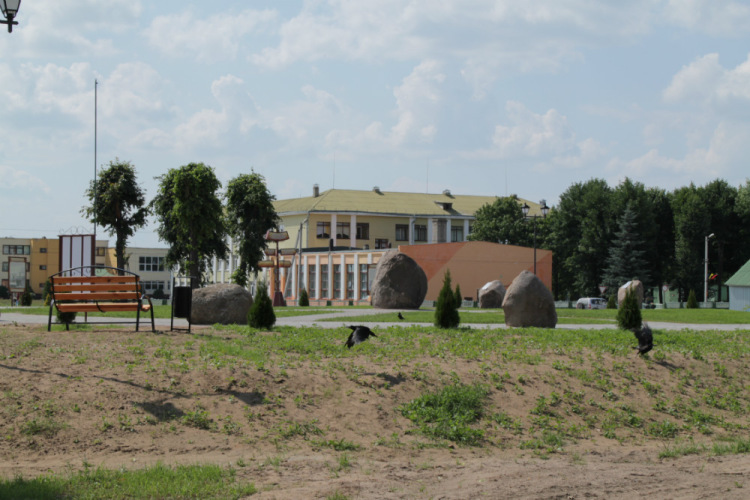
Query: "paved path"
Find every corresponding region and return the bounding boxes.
[2,307,747,332]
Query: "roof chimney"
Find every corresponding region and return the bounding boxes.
[313,184,320,197]
[373,186,381,194]
[443,189,451,197]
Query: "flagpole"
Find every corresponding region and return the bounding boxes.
[94,79,98,242]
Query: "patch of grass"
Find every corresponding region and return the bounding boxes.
[0,463,256,500]
[401,383,488,445]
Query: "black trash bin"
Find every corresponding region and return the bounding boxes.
[171,276,195,332]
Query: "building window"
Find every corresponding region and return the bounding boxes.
[346,264,355,299]
[96,247,106,256]
[333,264,342,299]
[356,223,369,240]
[40,247,47,253]
[451,226,464,242]
[308,265,317,297]
[359,264,369,299]
[320,264,328,298]
[39,265,47,270]
[139,256,165,272]
[414,225,427,242]
[375,239,390,249]
[316,221,330,239]
[1,262,7,272]
[141,281,166,295]
[2,245,30,255]
[336,222,350,239]
[395,224,409,241]
[436,220,448,243]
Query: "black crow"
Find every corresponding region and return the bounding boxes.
[397,312,404,320]
[632,323,653,355]
[345,325,377,348]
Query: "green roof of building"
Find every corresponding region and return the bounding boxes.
[726,259,750,287]
[274,188,543,218]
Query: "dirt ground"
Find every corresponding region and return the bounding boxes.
[0,323,748,499]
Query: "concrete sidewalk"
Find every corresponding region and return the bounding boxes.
[2,307,747,332]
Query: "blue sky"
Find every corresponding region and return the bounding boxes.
[2,0,750,248]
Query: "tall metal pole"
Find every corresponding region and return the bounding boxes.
[533,218,538,275]
[94,79,98,241]
[704,233,714,303]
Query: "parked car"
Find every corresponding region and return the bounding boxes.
[576,297,607,309]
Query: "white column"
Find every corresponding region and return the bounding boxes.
[350,214,357,248]
[340,254,346,300]
[315,254,321,300]
[427,217,434,243]
[463,219,470,241]
[331,213,338,247]
[409,217,415,245]
[353,253,359,300]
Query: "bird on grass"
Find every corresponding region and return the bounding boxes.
[397,312,404,320]
[632,323,653,355]
[345,325,377,348]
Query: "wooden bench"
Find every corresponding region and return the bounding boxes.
[48,266,155,332]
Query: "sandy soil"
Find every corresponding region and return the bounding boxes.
[0,323,748,499]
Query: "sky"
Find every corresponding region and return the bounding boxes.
[2,0,750,248]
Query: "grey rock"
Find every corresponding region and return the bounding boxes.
[191,283,253,325]
[617,280,644,307]
[370,250,428,309]
[479,280,506,309]
[502,271,557,328]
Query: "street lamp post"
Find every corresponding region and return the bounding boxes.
[521,200,550,275]
[704,232,715,303]
[1,0,21,33]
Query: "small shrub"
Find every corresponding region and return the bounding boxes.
[434,270,460,328]
[152,288,166,300]
[20,286,33,306]
[56,308,77,325]
[454,284,462,309]
[248,281,276,329]
[686,289,698,309]
[43,280,52,306]
[607,294,617,309]
[617,287,641,330]
[298,288,309,307]
[0,285,9,299]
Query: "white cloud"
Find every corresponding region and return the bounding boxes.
[0,166,51,194]
[491,101,575,157]
[146,9,277,63]
[663,0,750,36]
[664,53,750,107]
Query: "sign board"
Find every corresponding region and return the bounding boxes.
[662,285,669,293]
[598,285,608,295]
[8,257,27,292]
[59,234,95,276]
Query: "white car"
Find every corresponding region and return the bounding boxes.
[576,297,607,309]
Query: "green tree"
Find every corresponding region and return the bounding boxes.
[468,195,530,245]
[686,289,698,308]
[671,184,710,298]
[225,172,280,287]
[298,288,310,307]
[434,270,460,328]
[82,159,149,271]
[20,284,33,306]
[248,280,276,329]
[454,283,462,309]
[151,163,228,285]
[617,287,642,330]
[43,279,52,306]
[547,179,614,298]
[602,202,650,290]
[0,285,8,299]
[647,187,675,303]
[701,179,740,298]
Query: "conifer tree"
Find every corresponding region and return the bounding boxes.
[454,283,462,309]
[248,281,276,329]
[617,287,642,330]
[602,202,650,291]
[434,270,460,328]
[298,288,310,307]
[686,289,698,309]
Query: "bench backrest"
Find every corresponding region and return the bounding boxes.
[51,275,142,302]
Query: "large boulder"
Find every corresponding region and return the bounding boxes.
[370,250,428,309]
[502,271,557,328]
[617,280,644,307]
[479,280,506,309]
[191,283,253,325]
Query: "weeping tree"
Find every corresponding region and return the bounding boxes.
[82,159,149,272]
[225,172,279,287]
[151,162,228,286]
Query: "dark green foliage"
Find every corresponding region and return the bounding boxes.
[225,172,280,286]
[454,284,462,309]
[248,281,276,329]
[82,159,149,272]
[607,294,617,309]
[298,288,310,307]
[151,162,228,285]
[686,289,699,309]
[152,288,166,300]
[43,280,52,306]
[56,309,77,325]
[0,285,8,299]
[617,287,642,330]
[468,195,530,245]
[434,270,460,328]
[20,286,32,306]
[602,202,651,290]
